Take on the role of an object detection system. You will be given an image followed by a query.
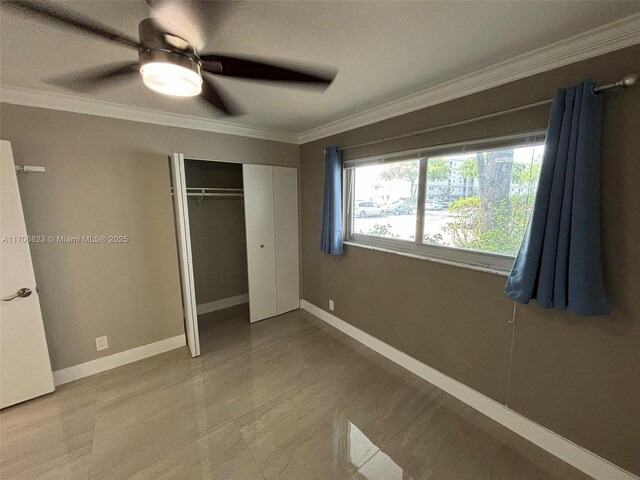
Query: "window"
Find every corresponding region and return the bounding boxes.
[345,132,545,273]
[352,160,418,241]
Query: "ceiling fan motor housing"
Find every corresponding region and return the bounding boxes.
[138,18,203,97]
[138,18,200,66]
[138,18,190,51]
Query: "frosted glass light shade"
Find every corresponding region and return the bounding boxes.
[140,61,202,97]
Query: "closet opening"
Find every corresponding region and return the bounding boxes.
[170,154,300,357]
[183,159,249,353]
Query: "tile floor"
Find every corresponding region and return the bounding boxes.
[0,305,593,479]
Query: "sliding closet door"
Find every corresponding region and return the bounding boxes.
[273,166,300,314]
[170,153,200,356]
[243,165,278,322]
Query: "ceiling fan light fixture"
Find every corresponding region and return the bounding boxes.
[141,61,202,97]
[139,50,202,97]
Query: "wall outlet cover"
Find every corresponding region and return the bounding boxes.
[95,336,109,351]
[329,300,335,311]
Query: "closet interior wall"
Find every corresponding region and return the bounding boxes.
[184,160,248,310]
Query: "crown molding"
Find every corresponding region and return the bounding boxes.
[0,85,300,144]
[2,13,638,146]
[298,13,640,144]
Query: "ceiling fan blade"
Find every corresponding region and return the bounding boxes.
[46,63,140,93]
[2,0,141,49]
[199,76,242,116]
[199,54,336,87]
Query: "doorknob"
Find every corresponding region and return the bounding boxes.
[2,288,32,302]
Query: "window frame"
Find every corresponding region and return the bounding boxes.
[343,130,547,274]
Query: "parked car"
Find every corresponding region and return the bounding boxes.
[387,200,415,215]
[354,201,386,217]
[425,200,446,210]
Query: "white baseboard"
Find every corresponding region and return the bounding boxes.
[300,299,638,480]
[196,293,249,315]
[52,334,186,386]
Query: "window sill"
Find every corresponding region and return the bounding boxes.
[343,240,511,277]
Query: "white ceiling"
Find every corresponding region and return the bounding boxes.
[1,1,640,135]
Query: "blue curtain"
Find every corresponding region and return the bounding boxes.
[320,146,344,255]
[505,80,608,316]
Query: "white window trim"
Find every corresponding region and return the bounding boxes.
[343,130,546,275]
[348,234,514,275]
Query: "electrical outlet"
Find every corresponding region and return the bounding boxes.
[329,299,335,311]
[95,336,109,351]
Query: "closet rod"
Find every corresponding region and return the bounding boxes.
[337,73,639,152]
[170,187,244,201]
[186,193,243,198]
[171,187,243,194]
[184,187,243,193]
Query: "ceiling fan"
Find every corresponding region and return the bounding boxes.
[3,0,337,116]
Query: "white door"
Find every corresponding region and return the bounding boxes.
[273,166,300,314]
[0,141,54,409]
[170,153,199,356]
[243,165,277,322]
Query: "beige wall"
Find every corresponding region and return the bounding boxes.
[300,44,640,475]
[185,161,248,305]
[0,104,299,370]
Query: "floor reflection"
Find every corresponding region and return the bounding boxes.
[348,421,378,467]
[0,305,596,479]
[345,420,415,480]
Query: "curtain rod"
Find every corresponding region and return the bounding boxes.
[337,73,639,152]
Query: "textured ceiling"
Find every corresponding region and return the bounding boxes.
[1,1,639,134]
